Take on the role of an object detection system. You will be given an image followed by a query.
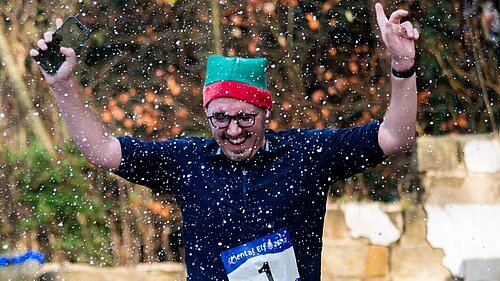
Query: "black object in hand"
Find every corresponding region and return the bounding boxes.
[34,16,90,75]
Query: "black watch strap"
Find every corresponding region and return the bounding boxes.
[392,65,416,78]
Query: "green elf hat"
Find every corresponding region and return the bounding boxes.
[203,55,272,109]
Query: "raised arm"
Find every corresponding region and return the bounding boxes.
[374,3,419,157]
[30,19,121,170]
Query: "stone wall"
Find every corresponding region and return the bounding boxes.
[321,203,450,281]
[320,134,500,281]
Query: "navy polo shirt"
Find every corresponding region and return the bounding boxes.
[116,121,386,280]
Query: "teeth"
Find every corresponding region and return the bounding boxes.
[227,137,245,144]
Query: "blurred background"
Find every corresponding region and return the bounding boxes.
[0,0,498,279]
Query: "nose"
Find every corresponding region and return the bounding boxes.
[225,119,242,137]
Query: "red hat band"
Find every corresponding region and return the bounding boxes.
[203,81,272,109]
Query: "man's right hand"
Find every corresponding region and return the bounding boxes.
[30,18,122,171]
[30,18,77,86]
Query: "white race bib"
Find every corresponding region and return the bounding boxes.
[220,228,302,281]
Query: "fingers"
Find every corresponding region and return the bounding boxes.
[401,21,419,39]
[387,21,419,40]
[60,46,76,59]
[408,22,420,40]
[37,38,48,50]
[34,31,54,52]
[375,3,388,29]
[43,31,53,44]
[376,2,411,26]
[55,18,63,29]
[413,27,420,40]
[61,46,77,69]
[32,18,63,52]
[29,49,39,57]
[388,9,409,24]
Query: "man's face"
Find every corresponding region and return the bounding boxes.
[206,98,268,162]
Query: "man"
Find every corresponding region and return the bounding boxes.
[31,3,419,280]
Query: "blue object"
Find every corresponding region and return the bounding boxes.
[221,227,295,274]
[0,250,45,267]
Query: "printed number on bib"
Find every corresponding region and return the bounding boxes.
[220,228,302,281]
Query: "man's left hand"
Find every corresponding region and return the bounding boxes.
[375,3,419,71]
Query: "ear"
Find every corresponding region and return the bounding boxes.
[265,109,272,119]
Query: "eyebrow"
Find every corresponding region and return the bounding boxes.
[208,111,259,115]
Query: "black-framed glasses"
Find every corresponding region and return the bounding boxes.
[207,112,259,129]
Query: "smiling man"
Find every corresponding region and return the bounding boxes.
[31,3,419,280]
[206,97,268,162]
[203,56,272,162]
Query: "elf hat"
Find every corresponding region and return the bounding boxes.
[203,55,272,109]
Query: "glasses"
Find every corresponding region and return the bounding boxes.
[207,112,259,129]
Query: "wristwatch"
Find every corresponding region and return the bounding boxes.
[392,64,416,78]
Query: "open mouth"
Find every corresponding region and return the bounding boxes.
[224,135,248,146]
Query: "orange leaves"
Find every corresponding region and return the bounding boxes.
[248,35,261,54]
[281,101,292,111]
[146,200,176,219]
[170,125,182,136]
[268,120,279,131]
[175,107,189,119]
[99,71,197,138]
[263,2,276,15]
[348,61,359,74]
[145,90,159,103]
[131,197,178,220]
[116,93,129,104]
[439,113,470,133]
[321,108,331,119]
[84,86,93,96]
[167,77,181,96]
[103,110,113,124]
[137,113,158,134]
[305,108,319,123]
[335,77,349,92]
[164,95,175,106]
[457,114,469,129]
[133,104,144,116]
[101,86,166,135]
[248,41,258,54]
[103,100,124,122]
[280,0,298,8]
[321,0,340,13]
[112,107,126,121]
[305,13,320,31]
[417,90,431,105]
[230,15,243,26]
[324,70,334,81]
[311,89,326,103]
[327,86,337,96]
[123,118,134,129]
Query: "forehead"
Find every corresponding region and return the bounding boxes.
[206,97,260,114]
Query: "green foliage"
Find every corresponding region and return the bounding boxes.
[3,140,113,265]
[415,0,500,134]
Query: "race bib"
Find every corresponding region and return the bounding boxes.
[220,228,302,281]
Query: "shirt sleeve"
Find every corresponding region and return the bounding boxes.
[114,136,180,193]
[307,121,387,181]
